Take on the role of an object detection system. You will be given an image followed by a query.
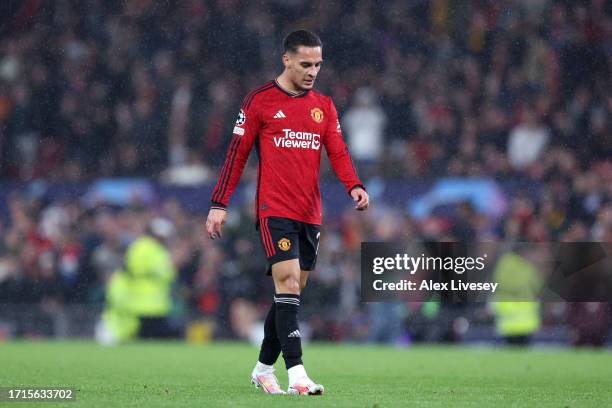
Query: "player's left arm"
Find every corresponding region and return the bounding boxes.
[323,98,369,211]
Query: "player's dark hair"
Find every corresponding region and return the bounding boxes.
[283,30,322,53]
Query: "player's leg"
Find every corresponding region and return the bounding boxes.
[297,223,319,293]
[251,217,299,394]
[271,259,303,370]
[251,302,285,395]
[256,220,290,366]
[258,302,280,365]
[299,270,309,290]
[252,299,284,393]
[271,258,301,294]
[285,222,324,396]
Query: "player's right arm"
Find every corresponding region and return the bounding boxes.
[206,96,261,239]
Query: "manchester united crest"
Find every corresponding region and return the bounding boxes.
[278,237,291,251]
[311,107,324,123]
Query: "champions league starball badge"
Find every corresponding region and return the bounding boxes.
[235,109,246,126]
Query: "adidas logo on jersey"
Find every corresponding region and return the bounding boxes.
[273,110,286,119]
[288,330,301,338]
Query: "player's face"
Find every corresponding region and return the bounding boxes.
[284,46,323,91]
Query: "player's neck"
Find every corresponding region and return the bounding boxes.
[275,74,305,95]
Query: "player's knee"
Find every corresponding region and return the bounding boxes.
[280,275,301,294]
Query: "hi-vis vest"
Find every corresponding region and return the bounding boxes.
[124,235,175,317]
[491,252,542,336]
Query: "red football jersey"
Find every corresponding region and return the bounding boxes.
[210,80,364,225]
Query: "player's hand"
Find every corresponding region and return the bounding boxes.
[350,187,369,211]
[206,208,227,239]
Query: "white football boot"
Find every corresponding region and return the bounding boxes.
[287,364,324,395]
[287,376,325,395]
[251,364,286,395]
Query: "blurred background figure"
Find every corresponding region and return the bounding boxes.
[97,217,179,343]
[507,108,550,171]
[343,87,387,174]
[490,247,543,346]
[566,302,611,348]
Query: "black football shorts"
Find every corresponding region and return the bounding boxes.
[257,216,321,275]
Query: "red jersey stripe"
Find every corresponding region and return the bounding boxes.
[212,136,240,203]
[244,82,274,110]
[261,218,275,257]
[212,136,237,203]
[216,137,242,203]
[266,219,276,256]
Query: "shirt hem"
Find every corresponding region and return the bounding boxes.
[257,211,322,226]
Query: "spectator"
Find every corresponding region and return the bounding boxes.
[507,108,550,170]
[343,87,387,166]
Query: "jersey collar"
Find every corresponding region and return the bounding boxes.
[273,79,309,98]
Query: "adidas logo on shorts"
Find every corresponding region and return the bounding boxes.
[288,330,301,338]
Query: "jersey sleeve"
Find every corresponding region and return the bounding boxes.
[210,96,261,209]
[323,97,365,195]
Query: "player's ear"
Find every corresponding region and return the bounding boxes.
[282,53,290,68]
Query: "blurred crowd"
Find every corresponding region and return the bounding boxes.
[0,0,610,181]
[0,187,610,344]
[0,0,611,343]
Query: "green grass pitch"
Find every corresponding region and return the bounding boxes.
[1,341,611,407]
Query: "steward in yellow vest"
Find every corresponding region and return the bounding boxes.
[491,251,543,345]
[100,218,178,342]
